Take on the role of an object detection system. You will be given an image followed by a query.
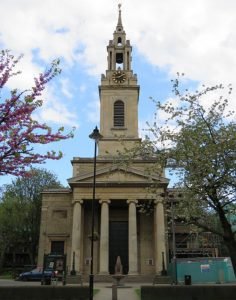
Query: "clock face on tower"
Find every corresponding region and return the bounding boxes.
[112,70,126,83]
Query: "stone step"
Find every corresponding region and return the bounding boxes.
[66,274,162,284]
[152,275,172,285]
[97,274,155,283]
[66,275,83,285]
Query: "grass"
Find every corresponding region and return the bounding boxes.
[0,271,14,279]
[93,289,100,296]
[135,288,141,299]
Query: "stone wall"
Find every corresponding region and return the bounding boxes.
[141,285,236,300]
[37,191,72,267]
[0,286,89,300]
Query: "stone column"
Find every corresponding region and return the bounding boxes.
[127,199,138,275]
[99,199,110,274]
[71,200,83,274]
[154,198,166,274]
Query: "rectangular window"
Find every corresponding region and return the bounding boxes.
[51,241,64,254]
[114,100,124,127]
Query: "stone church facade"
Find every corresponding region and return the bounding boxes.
[37,7,169,277]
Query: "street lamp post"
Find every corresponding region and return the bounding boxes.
[89,126,102,300]
[161,192,177,284]
[170,198,177,285]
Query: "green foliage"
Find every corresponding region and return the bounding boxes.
[149,75,236,232]
[0,270,13,279]
[93,289,100,296]
[144,74,236,272]
[0,168,63,269]
[135,288,141,299]
[119,74,236,272]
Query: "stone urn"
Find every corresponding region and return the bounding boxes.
[111,256,125,286]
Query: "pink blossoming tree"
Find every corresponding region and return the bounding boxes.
[0,50,74,176]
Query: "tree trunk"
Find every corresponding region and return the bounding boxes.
[223,238,236,276]
[217,204,236,276]
[0,243,8,273]
[0,251,5,273]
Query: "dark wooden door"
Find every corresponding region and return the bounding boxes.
[109,221,128,274]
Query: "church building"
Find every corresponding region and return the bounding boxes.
[37,6,169,278]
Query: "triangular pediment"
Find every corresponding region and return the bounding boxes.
[68,165,169,186]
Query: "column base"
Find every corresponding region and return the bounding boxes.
[99,271,110,275]
[128,272,139,275]
[155,270,162,276]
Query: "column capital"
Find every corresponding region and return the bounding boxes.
[127,199,138,205]
[154,199,164,205]
[99,199,111,205]
[73,199,83,205]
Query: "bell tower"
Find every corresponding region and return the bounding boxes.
[99,4,141,156]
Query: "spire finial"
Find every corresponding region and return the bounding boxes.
[117,3,123,28]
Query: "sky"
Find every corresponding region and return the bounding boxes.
[0,0,236,187]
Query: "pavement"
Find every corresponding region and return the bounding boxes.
[93,282,141,300]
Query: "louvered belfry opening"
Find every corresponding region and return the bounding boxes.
[114,100,124,127]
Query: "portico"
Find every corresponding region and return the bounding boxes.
[65,169,168,276]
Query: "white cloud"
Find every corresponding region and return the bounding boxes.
[39,106,78,127]
[1,0,236,187]
[2,0,236,82]
[60,78,73,99]
[125,0,236,89]
[33,86,79,127]
[86,99,100,123]
[1,0,236,120]
[4,55,40,91]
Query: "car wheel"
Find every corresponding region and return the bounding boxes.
[22,276,28,281]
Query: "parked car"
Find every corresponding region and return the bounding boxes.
[18,267,53,281]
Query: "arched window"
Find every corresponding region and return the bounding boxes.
[114,100,124,127]
[117,37,122,46]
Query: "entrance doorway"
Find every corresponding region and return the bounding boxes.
[109,221,128,274]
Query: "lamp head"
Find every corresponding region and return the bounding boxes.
[89,126,103,142]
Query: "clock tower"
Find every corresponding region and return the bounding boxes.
[99,4,141,156]
[38,5,169,279]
